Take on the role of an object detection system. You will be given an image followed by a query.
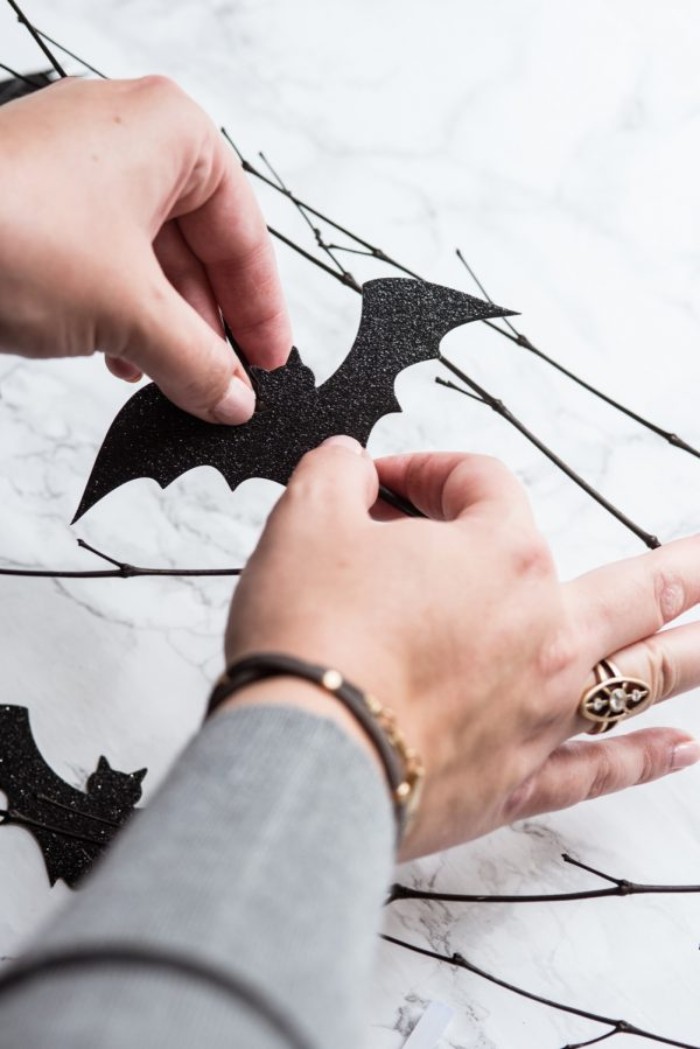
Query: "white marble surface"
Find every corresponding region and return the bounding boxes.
[2,1,700,1045]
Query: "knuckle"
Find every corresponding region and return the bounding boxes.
[286,451,337,506]
[460,453,510,484]
[509,531,553,578]
[587,750,618,799]
[537,628,579,681]
[181,367,229,409]
[447,454,509,509]
[502,771,537,821]
[653,568,686,625]
[642,634,678,701]
[285,467,317,507]
[134,74,181,98]
[635,744,660,785]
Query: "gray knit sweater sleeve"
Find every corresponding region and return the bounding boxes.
[0,706,395,1049]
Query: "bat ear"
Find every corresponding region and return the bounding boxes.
[97,756,112,772]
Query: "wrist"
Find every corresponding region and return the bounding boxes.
[209,654,425,844]
[215,677,383,772]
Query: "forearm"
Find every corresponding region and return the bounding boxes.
[0,705,394,1049]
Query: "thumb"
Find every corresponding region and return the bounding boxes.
[281,436,379,520]
[111,265,255,424]
[377,452,532,524]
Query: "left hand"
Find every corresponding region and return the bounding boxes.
[221,439,700,858]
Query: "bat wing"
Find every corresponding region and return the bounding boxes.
[319,278,515,444]
[72,352,321,522]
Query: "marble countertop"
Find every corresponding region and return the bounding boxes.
[1,1,700,1045]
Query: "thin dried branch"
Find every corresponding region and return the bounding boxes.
[388,854,700,905]
[382,934,700,1049]
[258,150,359,286]
[4,0,66,76]
[34,27,107,79]
[454,249,700,459]
[0,540,243,580]
[0,808,105,847]
[437,365,660,549]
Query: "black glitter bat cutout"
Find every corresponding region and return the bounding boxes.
[0,68,54,105]
[0,705,146,887]
[73,278,514,521]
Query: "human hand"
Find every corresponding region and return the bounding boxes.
[0,76,291,422]
[222,438,700,859]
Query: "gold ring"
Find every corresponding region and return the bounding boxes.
[578,659,653,734]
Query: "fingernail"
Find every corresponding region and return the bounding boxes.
[213,377,256,424]
[321,435,364,455]
[671,740,700,770]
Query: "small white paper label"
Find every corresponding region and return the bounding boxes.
[402,1000,454,1048]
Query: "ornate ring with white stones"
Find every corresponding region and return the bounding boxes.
[578,658,653,735]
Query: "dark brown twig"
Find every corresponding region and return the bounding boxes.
[0,808,105,847]
[0,540,244,580]
[4,0,66,77]
[382,934,700,1049]
[436,365,661,549]
[387,854,700,905]
[454,249,700,459]
[220,132,422,279]
[258,150,359,287]
[34,27,107,79]
[34,794,121,829]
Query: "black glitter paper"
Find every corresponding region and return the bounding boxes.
[0,70,54,106]
[0,705,146,887]
[73,278,513,521]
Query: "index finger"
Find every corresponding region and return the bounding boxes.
[173,133,292,371]
[376,452,534,525]
[566,534,700,660]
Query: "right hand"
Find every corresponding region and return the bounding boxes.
[222,438,700,859]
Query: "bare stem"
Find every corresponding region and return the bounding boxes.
[382,935,700,1049]
[0,540,244,580]
[0,808,105,847]
[455,250,700,459]
[438,356,661,550]
[387,853,700,904]
[4,0,67,77]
